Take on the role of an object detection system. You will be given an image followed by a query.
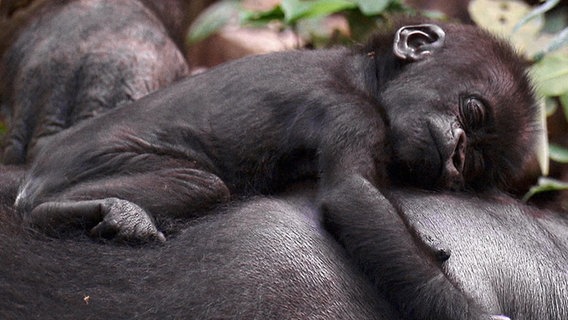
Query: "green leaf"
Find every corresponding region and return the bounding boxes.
[549,143,568,163]
[281,0,357,24]
[512,0,560,33]
[545,97,558,117]
[560,93,568,122]
[355,0,390,15]
[240,6,285,26]
[469,0,543,54]
[469,0,542,37]
[531,53,568,96]
[187,1,240,44]
[536,98,550,176]
[523,177,568,202]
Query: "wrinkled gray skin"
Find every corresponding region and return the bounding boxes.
[0,0,189,164]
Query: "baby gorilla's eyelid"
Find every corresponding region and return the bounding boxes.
[460,96,487,130]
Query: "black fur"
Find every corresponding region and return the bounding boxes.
[15,18,538,229]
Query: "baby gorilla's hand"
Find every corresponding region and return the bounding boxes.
[27,198,165,243]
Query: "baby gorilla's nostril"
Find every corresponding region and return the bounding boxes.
[451,128,466,174]
[437,128,467,190]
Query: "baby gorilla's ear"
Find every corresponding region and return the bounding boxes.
[393,24,445,61]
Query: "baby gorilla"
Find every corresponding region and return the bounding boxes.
[14,18,538,320]
[16,16,539,248]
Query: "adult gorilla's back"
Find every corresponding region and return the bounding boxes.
[0,190,393,319]
[1,188,568,319]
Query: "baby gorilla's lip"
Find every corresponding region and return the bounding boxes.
[431,145,465,191]
[436,159,465,190]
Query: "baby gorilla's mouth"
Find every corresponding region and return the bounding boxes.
[388,125,467,191]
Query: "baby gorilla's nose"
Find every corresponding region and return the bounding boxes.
[439,128,467,190]
[451,128,467,174]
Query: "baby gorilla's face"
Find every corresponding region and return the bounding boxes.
[379,23,538,191]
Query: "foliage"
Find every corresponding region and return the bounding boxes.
[188,0,411,46]
[260,0,358,24]
[523,177,568,202]
[470,0,568,199]
[188,1,240,44]
[550,143,568,163]
[532,54,568,97]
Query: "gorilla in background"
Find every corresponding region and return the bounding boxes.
[0,165,23,209]
[1,184,567,320]
[13,17,540,320]
[0,0,191,164]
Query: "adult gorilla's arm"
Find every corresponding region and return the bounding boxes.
[0,165,24,208]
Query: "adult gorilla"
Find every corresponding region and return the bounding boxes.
[1,186,567,320]
[0,0,190,164]
[395,190,568,319]
[0,185,397,319]
[326,186,568,320]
